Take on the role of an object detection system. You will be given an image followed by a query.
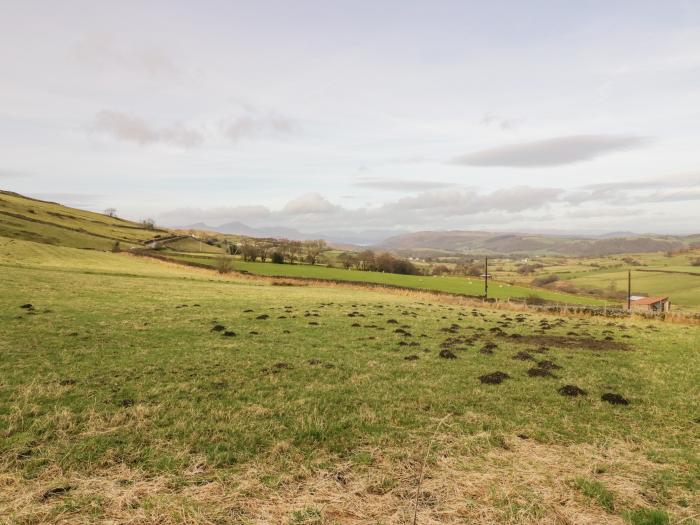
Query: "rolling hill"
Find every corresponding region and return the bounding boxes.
[0,190,168,250]
[376,230,700,257]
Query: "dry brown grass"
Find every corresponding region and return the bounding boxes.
[2,433,694,525]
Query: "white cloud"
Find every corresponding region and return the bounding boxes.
[451,135,650,167]
[221,113,299,143]
[158,205,271,226]
[90,110,203,148]
[353,178,457,192]
[282,193,338,215]
[72,35,181,78]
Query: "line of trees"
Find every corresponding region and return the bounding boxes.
[337,250,419,275]
[233,240,421,276]
[236,239,328,265]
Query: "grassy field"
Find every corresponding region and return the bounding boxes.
[0,190,165,250]
[163,252,608,307]
[1,239,698,524]
[495,251,700,311]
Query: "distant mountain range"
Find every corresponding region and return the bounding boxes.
[183,221,406,246]
[182,221,700,256]
[374,230,700,257]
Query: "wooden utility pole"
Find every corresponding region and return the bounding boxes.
[627,270,631,310]
[484,256,489,300]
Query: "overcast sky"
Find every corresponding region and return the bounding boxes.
[1,0,699,235]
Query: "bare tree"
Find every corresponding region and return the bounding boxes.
[141,218,156,230]
[104,208,117,218]
[241,241,259,262]
[356,250,376,271]
[337,252,355,269]
[258,240,275,263]
[303,239,327,265]
[284,240,303,264]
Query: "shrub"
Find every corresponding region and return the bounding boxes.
[111,241,121,253]
[525,294,547,305]
[271,252,284,264]
[531,274,559,286]
[516,263,543,275]
[690,257,700,267]
[432,264,450,276]
[215,255,234,274]
[456,261,483,276]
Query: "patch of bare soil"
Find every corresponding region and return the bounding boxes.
[536,360,561,370]
[601,393,630,405]
[527,367,556,378]
[558,384,587,397]
[514,335,630,351]
[479,371,510,384]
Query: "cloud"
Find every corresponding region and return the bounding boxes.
[155,179,696,234]
[480,113,519,131]
[282,193,338,215]
[0,169,27,179]
[388,187,563,215]
[353,178,457,192]
[451,135,649,167]
[91,110,203,148]
[221,113,299,143]
[567,172,700,204]
[72,35,181,78]
[158,205,271,226]
[640,189,700,202]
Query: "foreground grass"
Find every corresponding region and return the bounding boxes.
[0,242,698,524]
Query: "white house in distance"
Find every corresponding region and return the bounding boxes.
[629,296,671,313]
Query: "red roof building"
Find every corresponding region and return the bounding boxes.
[630,296,670,312]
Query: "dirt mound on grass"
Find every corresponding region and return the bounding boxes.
[537,360,561,370]
[558,385,587,397]
[515,335,630,351]
[601,393,629,405]
[479,371,510,384]
[527,367,555,378]
[439,349,457,359]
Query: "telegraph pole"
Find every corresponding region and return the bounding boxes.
[484,256,489,300]
[627,270,631,310]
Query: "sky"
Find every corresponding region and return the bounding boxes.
[1,0,700,237]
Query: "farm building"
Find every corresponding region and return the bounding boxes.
[629,296,671,313]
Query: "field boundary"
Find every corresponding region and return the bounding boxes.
[131,250,700,324]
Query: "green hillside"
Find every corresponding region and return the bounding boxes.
[0,190,167,250]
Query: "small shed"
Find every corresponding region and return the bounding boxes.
[630,296,671,313]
